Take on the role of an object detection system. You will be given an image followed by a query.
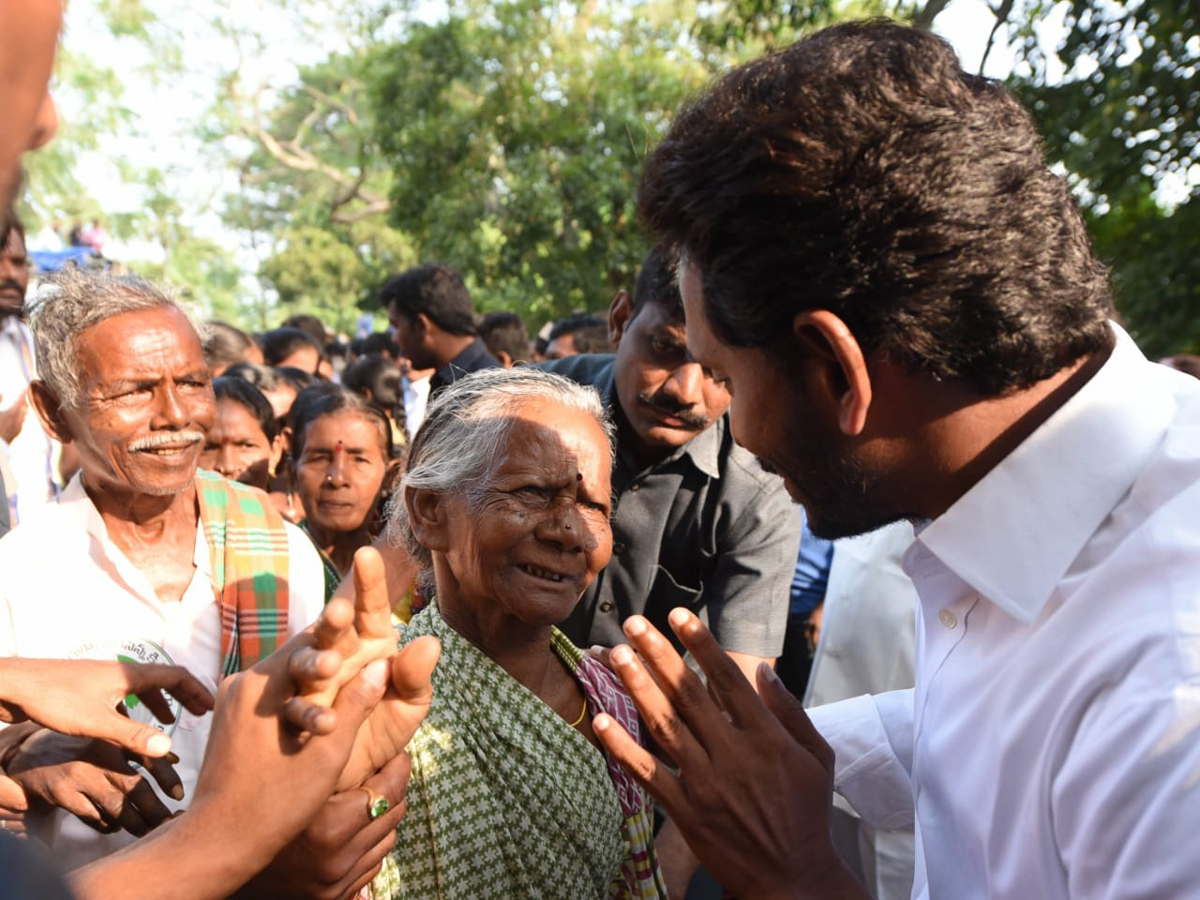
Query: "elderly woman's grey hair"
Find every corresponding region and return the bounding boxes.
[28,266,205,410]
[386,366,615,592]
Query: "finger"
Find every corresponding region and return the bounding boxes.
[121,664,214,718]
[617,617,716,760]
[312,594,359,658]
[585,644,614,671]
[98,712,176,759]
[283,695,339,736]
[287,645,346,704]
[339,824,404,898]
[133,688,179,727]
[666,609,773,730]
[110,777,163,837]
[592,712,687,813]
[390,635,440,703]
[288,656,391,738]
[757,664,835,772]
[351,546,395,640]
[140,754,185,803]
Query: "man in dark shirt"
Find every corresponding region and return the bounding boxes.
[380,264,499,395]
[542,247,799,682]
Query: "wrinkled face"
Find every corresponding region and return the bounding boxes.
[680,260,895,540]
[0,0,60,210]
[612,295,730,462]
[61,307,215,499]
[198,398,275,490]
[0,228,29,318]
[436,402,613,628]
[294,411,390,536]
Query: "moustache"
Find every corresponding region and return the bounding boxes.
[636,391,709,430]
[0,280,25,304]
[127,430,206,452]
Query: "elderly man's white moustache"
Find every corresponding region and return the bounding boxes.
[127,430,206,451]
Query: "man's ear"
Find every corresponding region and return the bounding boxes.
[791,310,872,436]
[608,289,633,347]
[268,433,285,478]
[497,349,514,368]
[28,380,73,443]
[405,485,452,552]
[414,313,434,343]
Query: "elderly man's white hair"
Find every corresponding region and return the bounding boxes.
[28,266,206,410]
[387,366,615,589]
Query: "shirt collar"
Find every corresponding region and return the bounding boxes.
[432,339,494,388]
[914,323,1177,624]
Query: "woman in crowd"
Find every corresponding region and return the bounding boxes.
[197,377,282,490]
[292,386,397,602]
[372,366,666,899]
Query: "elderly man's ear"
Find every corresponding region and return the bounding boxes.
[405,485,452,552]
[28,380,73,444]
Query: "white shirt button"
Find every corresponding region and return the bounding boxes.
[939,608,958,629]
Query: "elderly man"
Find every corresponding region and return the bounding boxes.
[543,246,799,680]
[594,21,1200,900]
[0,265,326,868]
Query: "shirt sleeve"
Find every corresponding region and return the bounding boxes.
[1051,686,1200,897]
[807,689,916,831]
[283,521,329,634]
[703,475,802,659]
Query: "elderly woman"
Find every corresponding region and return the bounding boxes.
[371,367,666,899]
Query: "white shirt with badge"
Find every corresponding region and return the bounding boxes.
[0,473,326,870]
[808,325,1200,899]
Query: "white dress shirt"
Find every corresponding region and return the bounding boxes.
[809,325,1200,899]
[0,474,326,869]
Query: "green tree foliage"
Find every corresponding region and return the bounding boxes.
[366,0,712,323]
[1010,0,1200,355]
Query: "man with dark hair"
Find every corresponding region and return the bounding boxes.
[543,245,798,676]
[379,264,498,393]
[545,313,611,359]
[592,21,1200,900]
[477,311,531,368]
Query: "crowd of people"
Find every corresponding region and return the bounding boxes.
[2,4,1200,900]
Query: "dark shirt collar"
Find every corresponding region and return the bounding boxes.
[430,338,499,393]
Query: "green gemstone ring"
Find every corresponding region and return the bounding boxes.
[360,786,390,820]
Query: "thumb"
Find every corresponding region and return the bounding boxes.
[328,657,391,734]
[757,663,835,773]
[391,635,440,703]
[104,713,174,758]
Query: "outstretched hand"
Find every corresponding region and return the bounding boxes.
[284,546,402,735]
[0,658,214,757]
[592,610,869,900]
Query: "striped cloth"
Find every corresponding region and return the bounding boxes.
[370,605,667,900]
[195,470,292,677]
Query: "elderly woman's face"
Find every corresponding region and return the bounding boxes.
[437,401,613,628]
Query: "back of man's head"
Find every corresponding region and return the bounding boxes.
[380,264,476,337]
[639,20,1113,397]
[479,311,531,365]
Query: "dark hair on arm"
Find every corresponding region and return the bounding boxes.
[638,20,1113,396]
